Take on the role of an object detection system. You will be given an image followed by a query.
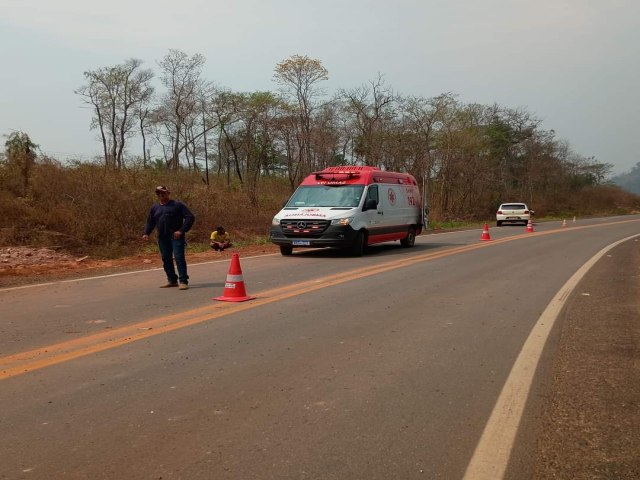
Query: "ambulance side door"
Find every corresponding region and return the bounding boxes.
[380,185,398,230]
[361,184,382,228]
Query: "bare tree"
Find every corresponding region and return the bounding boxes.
[197,82,217,184]
[137,96,154,167]
[273,55,328,177]
[211,90,246,184]
[309,101,341,170]
[241,91,283,206]
[156,49,205,170]
[402,92,457,182]
[339,74,396,167]
[76,59,153,169]
[272,104,301,189]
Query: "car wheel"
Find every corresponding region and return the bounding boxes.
[496,221,503,227]
[400,227,416,247]
[280,245,293,256]
[350,231,366,257]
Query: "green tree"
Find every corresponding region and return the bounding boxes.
[3,131,38,196]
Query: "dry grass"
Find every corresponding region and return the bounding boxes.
[2,161,639,258]
[531,185,640,218]
[0,162,292,258]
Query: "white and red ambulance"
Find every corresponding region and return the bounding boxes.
[270,166,425,256]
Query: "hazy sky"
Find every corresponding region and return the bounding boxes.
[1,0,638,174]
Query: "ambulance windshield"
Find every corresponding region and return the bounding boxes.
[286,185,364,208]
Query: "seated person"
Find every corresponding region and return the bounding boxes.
[210,226,232,251]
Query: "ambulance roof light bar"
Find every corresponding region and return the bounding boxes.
[313,171,361,180]
[312,165,385,181]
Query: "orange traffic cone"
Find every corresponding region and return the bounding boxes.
[525,219,534,233]
[480,223,492,241]
[214,253,256,302]
[561,219,567,228]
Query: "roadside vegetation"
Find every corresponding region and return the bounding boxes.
[2,51,639,258]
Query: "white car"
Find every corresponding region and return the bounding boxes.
[496,203,533,226]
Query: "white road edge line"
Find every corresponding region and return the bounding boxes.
[0,223,615,293]
[0,233,454,293]
[0,253,279,293]
[462,233,640,480]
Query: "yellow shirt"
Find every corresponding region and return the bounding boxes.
[210,231,230,242]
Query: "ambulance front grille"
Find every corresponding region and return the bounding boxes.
[280,219,330,237]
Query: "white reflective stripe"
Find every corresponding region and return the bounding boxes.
[225,274,244,282]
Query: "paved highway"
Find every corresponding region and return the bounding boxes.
[1,215,639,479]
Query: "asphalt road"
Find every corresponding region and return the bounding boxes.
[1,216,639,479]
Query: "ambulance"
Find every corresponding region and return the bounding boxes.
[270,166,425,256]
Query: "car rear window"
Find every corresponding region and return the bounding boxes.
[501,204,526,210]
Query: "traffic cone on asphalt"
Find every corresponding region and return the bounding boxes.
[480,224,492,241]
[562,219,567,228]
[214,253,256,302]
[525,219,534,233]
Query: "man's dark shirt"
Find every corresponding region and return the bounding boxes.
[144,200,195,238]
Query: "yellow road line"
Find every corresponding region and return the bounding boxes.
[1,218,638,380]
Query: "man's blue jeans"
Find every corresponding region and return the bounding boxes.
[157,236,188,284]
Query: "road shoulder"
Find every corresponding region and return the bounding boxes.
[534,237,640,479]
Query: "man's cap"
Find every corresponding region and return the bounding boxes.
[155,185,170,193]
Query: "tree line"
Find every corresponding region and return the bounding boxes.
[2,50,637,256]
[71,50,616,221]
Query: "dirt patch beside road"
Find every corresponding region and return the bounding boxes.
[0,244,280,288]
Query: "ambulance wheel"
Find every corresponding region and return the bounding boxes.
[280,245,293,256]
[350,231,366,257]
[400,227,416,247]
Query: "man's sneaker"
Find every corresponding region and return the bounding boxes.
[160,282,179,288]
[179,283,189,290]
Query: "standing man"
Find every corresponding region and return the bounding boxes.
[142,186,195,290]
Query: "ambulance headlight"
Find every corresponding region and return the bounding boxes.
[331,217,351,226]
[271,217,281,226]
